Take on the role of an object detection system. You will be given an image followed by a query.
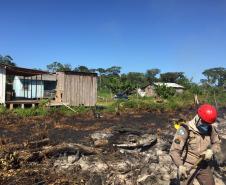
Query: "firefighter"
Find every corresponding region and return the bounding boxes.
[170,104,221,185]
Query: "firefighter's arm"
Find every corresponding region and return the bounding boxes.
[170,126,188,167]
[210,125,224,164]
[210,125,221,154]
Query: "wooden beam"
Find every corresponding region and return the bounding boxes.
[9,104,13,110]
[41,74,43,99]
[26,77,28,99]
[36,75,38,99]
[23,76,25,98]
[31,76,32,99]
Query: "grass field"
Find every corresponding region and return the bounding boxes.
[0,89,225,117]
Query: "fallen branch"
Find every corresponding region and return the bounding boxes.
[62,102,78,113]
[27,138,50,149]
[43,143,101,158]
[113,135,157,150]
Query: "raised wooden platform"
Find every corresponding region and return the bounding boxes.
[6,100,40,109]
[47,101,69,107]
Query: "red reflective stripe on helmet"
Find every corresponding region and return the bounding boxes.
[197,104,217,124]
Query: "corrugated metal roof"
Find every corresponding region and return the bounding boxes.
[58,71,98,76]
[154,82,184,89]
[0,64,49,76]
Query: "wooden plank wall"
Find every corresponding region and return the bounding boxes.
[57,73,97,106]
[55,72,65,103]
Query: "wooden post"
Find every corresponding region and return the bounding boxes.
[36,75,38,99]
[23,76,25,98]
[21,104,25,109]
[194,94,199,105]
[9,103,13,110]
[31,76,32,99]
[26,77,28,99]
[41,74,43,99]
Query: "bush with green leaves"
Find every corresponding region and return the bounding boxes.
[38,99,50,108]
[189,84,203,95]
[105,76,134,95]
[0,105,7,114]
[12,107,49,117]
[154,84,176,99]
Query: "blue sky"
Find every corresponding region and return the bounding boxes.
[0,0,226,82]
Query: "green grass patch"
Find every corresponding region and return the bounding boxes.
[12,107,48,117]
[0,105,7,114]
[98,89,112,99]
[3,88,226,117]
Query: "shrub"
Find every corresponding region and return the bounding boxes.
[189,84,203,95]
[57,105,91,116]
[39,99,50,108]
[13,108,37,117]
[0,105,7,114]
[35,107,49,116]
[154,85,176,99]
[12,107,49,117]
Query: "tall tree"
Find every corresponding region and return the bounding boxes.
[0,55,16,66]
[106,76,133,95]
[74,65,90,72]
[145,68,160,84]
[126,72,148,88]
[47,62,72,72]
[175,74,191,88]
[96,68,106,76]
[160,72,184,83]
[202,67,226,87]
[106,66,121,76]
[89,68,96,73]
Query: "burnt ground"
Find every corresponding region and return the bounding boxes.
[0,107,225,185]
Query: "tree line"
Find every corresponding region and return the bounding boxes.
[1,55,226,95]
[46,62,192,93]
[45,61,226,95]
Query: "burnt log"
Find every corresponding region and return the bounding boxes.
[113,126,143,135]
[113,134,157,150]
[43,143,102,158]
[26,152,44,163]
[27,138,50,149]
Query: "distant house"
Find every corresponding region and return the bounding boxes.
[13,74,57,99]
[138,82,185,97]
[154,82,185,93]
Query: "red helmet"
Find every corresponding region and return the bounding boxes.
[197,104,217,124]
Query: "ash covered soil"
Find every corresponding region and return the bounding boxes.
[0,107,225,185]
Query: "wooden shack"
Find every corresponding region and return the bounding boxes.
[55,71,97,106]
